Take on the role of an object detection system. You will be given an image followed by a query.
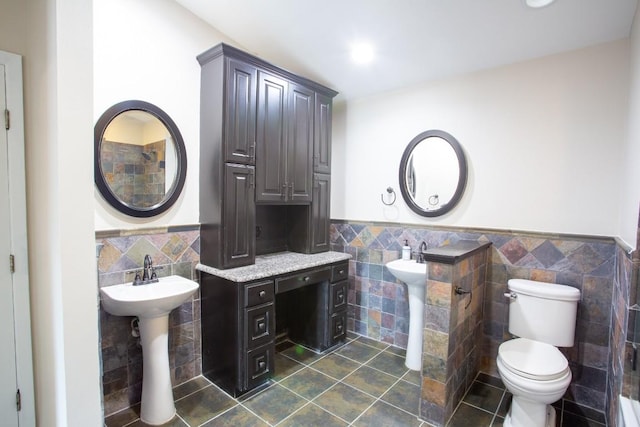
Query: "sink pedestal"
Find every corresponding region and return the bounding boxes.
[405,284,425,371]
[385,259,428,372]
[139,316,175,425]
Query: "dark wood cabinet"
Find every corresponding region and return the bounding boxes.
[256,73,314,204]
[201,275,275,397]
[223,164,255,268]
[199,42,337,268]
[256,71,288,202]
[286,82,314,203]
[200,161,255,269]
[225,58,257,165]
[200,258,348,397]
[314,92,332,174]
[199,47,258,269]
[310,173,331,253]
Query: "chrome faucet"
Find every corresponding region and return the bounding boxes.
[416,241,428,263]
[133,254,160,285]
[142,255,154,281]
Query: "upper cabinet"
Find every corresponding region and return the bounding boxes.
[255,73,314,204]
[225,58,257,165]
[198,43,337,269]
[314,93,332,174]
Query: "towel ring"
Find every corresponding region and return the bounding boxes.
[381,187,396,206]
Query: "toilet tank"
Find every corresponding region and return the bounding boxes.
[507,279,581,347]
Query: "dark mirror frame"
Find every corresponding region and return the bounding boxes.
[94,100,187,218]
[398,129,467,218]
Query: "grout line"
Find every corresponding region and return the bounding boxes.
[236,401,276,427]
[173,383,213,404]
[347,367,414,426]
[489,389,507,426]
[272,399,352,427]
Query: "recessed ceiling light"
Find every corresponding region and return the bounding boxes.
[350,42,374,65]
[525,0,556,8]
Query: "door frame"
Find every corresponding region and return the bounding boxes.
[1,49,36,426]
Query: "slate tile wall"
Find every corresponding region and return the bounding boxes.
[608,244,633,426]
[330,220,615,419]
[96,226,200,417]
[420,249,488,426]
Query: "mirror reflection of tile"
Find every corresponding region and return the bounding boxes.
[101,139,166,207]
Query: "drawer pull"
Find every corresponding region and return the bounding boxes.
[259,290,266,298]
[302,276,310,282]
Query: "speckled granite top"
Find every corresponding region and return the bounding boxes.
[196,251,352,283]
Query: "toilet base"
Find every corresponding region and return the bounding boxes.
[504,402,556,427]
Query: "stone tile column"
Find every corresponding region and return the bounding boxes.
[419,241,490,426]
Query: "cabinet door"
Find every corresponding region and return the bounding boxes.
[329,311,347,345]
[225,58,257,165]
[310,173,331,253]
[244,343,274,391]
[314,93,332,174]
[223,163,255,268]
[287,82,314,203]
[256,71,288,202]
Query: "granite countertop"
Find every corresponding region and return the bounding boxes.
[196,251,352,283]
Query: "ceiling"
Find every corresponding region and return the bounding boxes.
[175,0,637,101]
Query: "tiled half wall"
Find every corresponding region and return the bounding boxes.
[420,247,489,425]
[96,225,200,417]
[329,220,616,422]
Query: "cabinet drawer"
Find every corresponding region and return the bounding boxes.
[245,302,275,350]
[330,311,347,344]
[275,267,331,294]
[245,343,274,390]
[245,280,274,307]
[331,262,348,283]
[330,280,347,313]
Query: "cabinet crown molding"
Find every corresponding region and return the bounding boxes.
[197,43,338,98]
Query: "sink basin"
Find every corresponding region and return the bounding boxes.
[386,259,427,286]
[100,275,199,318]
[386,259,427,371]
[100,275,199,425]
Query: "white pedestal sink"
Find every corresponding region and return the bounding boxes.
[386,259,427,371]
[100,275,199,425]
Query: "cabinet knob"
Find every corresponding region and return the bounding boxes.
[337,324,343,331]
[258,361,266,370]
[303,276,310,282]
[259,290,266,298]
[339,269,345,275]
[257,322,265,332]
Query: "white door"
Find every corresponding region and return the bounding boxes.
[0,50,35,426]
[0,63,19,427]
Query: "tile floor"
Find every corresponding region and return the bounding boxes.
[104,333,607,427]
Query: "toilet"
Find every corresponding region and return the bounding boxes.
[497,279,581,427]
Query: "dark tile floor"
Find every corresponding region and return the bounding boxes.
[104,333,606,427]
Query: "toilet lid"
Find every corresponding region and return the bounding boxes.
[498,338,568,380]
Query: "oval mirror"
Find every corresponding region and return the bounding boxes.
[94,100,187,217]
[399,129,467,217]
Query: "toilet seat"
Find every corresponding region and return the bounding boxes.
[498,338,568,381]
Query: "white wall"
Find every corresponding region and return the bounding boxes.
[2,0,102,425]
[93,0,235,230]
[332,40,630,239]
[620,5,640,248]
